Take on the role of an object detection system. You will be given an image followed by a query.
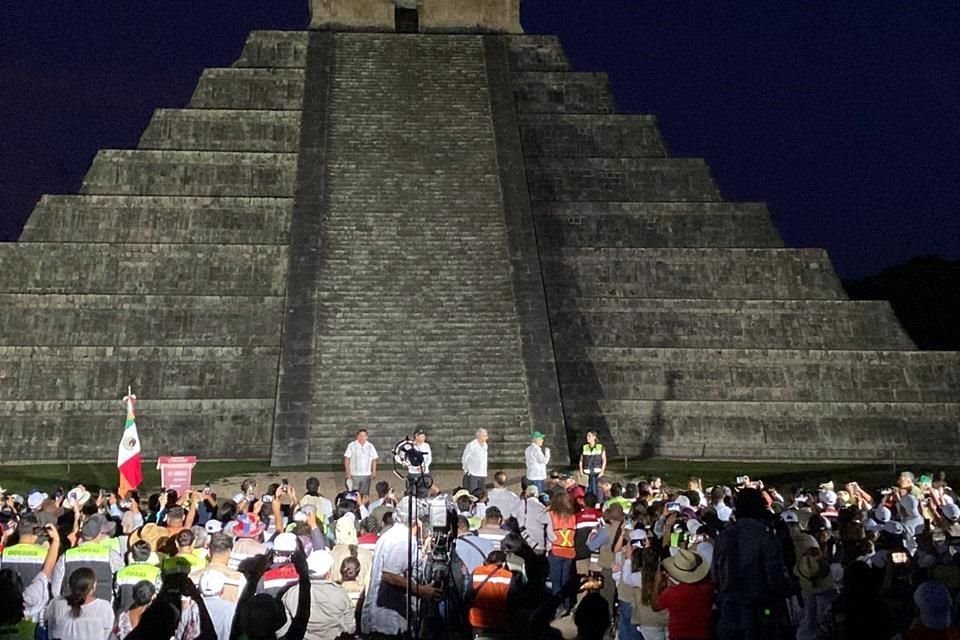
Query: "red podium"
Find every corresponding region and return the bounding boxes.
[157,456,197,495]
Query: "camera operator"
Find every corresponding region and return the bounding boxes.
[361,496,441,636]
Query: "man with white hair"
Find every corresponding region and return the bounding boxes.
[362,496,441,635]
[280,549,356,639]
[461,429,489,493]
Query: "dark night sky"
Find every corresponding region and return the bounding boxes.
[1,2,958,280]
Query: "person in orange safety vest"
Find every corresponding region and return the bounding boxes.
[467,550,520,632]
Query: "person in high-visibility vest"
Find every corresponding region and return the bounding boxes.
[579,431,607,498]
[547,491,578,614]
[115,540,162,611]
[467,550,518,633]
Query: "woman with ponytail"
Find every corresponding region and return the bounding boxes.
[44,568,113,639]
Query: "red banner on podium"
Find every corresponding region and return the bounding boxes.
[157,456,197,495]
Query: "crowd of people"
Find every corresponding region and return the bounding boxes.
[1,427,960,640]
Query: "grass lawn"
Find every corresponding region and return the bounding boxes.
[1,457,949,496]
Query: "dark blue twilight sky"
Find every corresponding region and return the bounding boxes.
[1,2,958,280]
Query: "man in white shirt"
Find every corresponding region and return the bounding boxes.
[407,428,433,497]
[199,570,237,640]
[511,485,550,552]
[461,429,489,493]
[524,431,550,494]
[361,497,441,635]
[487,471,520,519]
[344,429,379,497]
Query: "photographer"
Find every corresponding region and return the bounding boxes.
[361,496,440,636]
[0,521,60,622]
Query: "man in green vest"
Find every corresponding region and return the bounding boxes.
[579,431,607,498]
[52,514,123,604]
[0,516,61,622]
[115,540,162,611]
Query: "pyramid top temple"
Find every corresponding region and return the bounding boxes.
[310,0,523,33]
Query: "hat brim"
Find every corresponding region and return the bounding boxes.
[663,553,710,584]
[228,521,266,539]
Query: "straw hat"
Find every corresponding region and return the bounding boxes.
[794,556,835,594]
[662,549,710,584]
[129,523,170,551]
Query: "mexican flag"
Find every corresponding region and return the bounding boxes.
[117,393,143,495]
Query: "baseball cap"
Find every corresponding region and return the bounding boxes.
[781,510,800,524]
[413,428,426,436]
[531,431,546,440]
[942,503,960,522]
[81,514,106,540]
[273,532,298,554]
[205,520,224,534]
[26,491,47,511]
[306,549,335,577]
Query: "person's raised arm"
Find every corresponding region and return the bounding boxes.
[651,568,668,611]
[40,525,61,578]
[184,490,198,529]
[282,550,312,640]
[272,486,284,529]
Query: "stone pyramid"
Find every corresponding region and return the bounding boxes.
[2,0,957,466]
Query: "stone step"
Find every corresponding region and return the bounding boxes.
[512,71,615,114]
[519,114,667,158]
[0,399,274,462]
[139,109,302,152]
[232,30,309,68]
[0,243,288,296]
[563,400,960,463]
[541,248,844,300]
[0,346,280,401]
[0,294,283,347]
[549,298,914,350]
[80,150,297,197]
[505,36,570,71]
[19,195,293,245]
[188,68,305,110]
[532,201,784,249]
[557,347,960,403]
[526,158,722,202]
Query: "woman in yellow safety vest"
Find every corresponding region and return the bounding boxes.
[579,431,607,498]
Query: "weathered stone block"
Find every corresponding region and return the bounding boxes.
[557,348,960,403]
[0,244,288,296]
[139,109,302,152]
[0,346,280,400]
[80,150,297,197]
[533,202,784,249]
[526,157,721,202]
[0,294,283,347]
[20,195,293,245]
[542,248,844,300]
[550,299,915,350]
[520,114,666,158]
[189,68,306,110]
[505,36,569,71]
[0,399,274,462]
[513,72,615,113]
[233,31,309,68]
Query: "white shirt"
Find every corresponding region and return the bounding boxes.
[361,523,424,635]
[461,439,488,477]
[408,442,433,474]
[45,597,114,640]
[344,440,379,476]
[455,534,494,574]
[487,487,521,520]
[511,497,549,550]
[524,444,550,481]
[202,595,237,640]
